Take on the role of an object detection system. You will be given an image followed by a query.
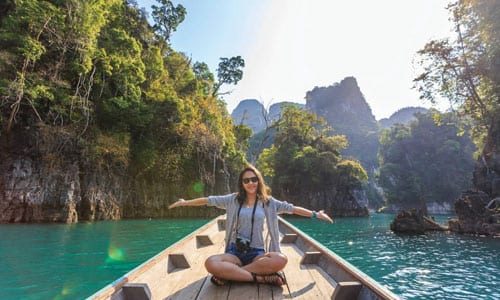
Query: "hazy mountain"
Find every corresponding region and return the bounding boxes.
[231,99,266,133]
[379,107,429,128]
[268,102,305,123]
[231,100,304,134]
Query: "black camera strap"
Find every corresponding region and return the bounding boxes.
[236,199,259,244]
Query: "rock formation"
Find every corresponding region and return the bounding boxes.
[305,77,379,170]
[0,124,224,223]
[448,191,500,236]
[305,77,382,209]
[390,209,447,234]
[449,118,500,236]
[230,99,267,133]
[0,125,123,223]
[280,189,369,217]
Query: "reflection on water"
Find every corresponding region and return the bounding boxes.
[287,214,500,300]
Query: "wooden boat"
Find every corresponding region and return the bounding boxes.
[89,215,400,299]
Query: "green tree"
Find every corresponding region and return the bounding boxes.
[0,1,248,219]
[213,56,245,96]
[151,0,186,42]
[414,0,499,145]
[378,111,475,208]
[258,106,367,212]
[193,61,215,96]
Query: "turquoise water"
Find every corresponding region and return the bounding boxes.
[288,214,500,300]
[0,219,209,300]
[0,214,498,299]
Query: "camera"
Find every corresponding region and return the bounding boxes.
[235,236,251,253]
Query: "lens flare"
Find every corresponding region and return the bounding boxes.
[52,282,73,300]
[193,181,204,193]
[106,245,126,263]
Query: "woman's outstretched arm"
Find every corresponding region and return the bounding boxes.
[292,206,334,223]
[168,197,208,209]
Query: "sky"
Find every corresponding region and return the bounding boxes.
[137,0,454,120]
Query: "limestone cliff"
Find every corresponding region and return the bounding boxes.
[231,99,266,133]
[277,189,368,217]
[305,77,379,172]
[0,125,123,223]
[0,124,224,223]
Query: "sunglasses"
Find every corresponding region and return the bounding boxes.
[242,176,258,184]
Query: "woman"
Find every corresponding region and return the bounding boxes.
[168,165,333,286]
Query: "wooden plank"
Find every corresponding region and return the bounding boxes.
[305,265,337,299]
[135,219,225,299]
[92,217,223,300]
[281,233,298,244]
[196,235,214,247]
[227,281,260,299]
[280,244,324,299]
[217,219,226,231]
[300,252,321,265]
[118,283,151,300]
[256,283,274,299]
[270,284,285,300]
[168,253,190,272]
[194,276,231,300]
[332,281,362,300]
[162,231,226,299]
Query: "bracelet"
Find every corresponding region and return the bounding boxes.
[311,211,317,219]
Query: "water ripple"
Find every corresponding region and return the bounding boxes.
[288,214,500,300]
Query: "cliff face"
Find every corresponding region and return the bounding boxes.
[450,117,500,236]
[278,189,368,217]
[231,99,266,133]
[0,125,123,223]
[449,191,500,236]
[0,125,225,223]
[305,77,379,172]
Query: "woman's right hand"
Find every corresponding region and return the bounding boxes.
[168,198,186,209]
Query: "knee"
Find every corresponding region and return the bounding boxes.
[205,256,218,274]
[270,252,288,270]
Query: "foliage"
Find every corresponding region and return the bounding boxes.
[414,0,500,146]
[257,106,367,197]
[151,0,186,42]
[378,111,475,206]
[0,0,247,207]
[213,56,245,96]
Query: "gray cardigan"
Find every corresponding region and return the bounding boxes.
[208,193,295,253]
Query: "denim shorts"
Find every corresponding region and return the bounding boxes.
[226,242,265,265]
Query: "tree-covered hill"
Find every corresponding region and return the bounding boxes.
[257,106,369,217]
[378,107,428,129]
[305,77,379,172]
[0,0,246,222]
[378,111,475,212]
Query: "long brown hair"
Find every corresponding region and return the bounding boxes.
[236,165,270,205]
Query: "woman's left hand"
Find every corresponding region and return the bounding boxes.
[317,210,334,223]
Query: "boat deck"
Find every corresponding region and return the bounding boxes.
[90,216,399,300]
